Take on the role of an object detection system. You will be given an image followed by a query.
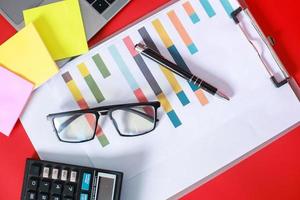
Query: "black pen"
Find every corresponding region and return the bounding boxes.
[135,43,230,101]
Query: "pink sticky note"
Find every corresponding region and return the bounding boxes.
[0,66,33,136]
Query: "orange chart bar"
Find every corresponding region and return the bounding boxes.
[183,1,200,24]
[167,10,198,55]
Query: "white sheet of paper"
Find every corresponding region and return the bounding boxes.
[21,0,300,199]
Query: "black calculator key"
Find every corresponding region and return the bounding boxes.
[106,0,116,4]
[50,195,61,200]
[38,193,48,200]
[27,192,36,200]
[51,183,62,194]
[28,178,39,191]
[92,0,109,14]
[30,165,40,176]
[39,181,50,193]
[63,184,75,197]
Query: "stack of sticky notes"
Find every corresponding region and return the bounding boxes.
[0,23,58,87]
[0,0,89,136]
[0,66,34,136]
[23,0,89,60]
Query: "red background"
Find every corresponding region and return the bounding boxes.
[1,0,300,199]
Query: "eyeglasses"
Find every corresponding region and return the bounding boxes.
[47,101,161,143]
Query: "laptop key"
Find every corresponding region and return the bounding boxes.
[106,0,116,4]
[92,0,109,14]
[85,0,95,4]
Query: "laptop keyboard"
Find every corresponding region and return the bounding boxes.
[86,0,116,14]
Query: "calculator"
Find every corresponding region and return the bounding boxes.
[21,159,123,200]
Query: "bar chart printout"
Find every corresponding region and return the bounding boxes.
[56,0,237,146]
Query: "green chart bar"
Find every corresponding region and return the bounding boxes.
[92,54,111,78]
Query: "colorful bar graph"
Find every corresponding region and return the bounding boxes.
[77,63,105,103]
[92,54,111,78]
[220,0,234,17]
[61,72,109,147]
[152,19,209,106]
[123,36,182,128]
[199,0,216,17]
[138,27,190,106]
[167,10,198,55]
[183,1,200,24]
[108,45,149,104]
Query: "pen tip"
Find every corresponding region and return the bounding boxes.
[216,91,230,101]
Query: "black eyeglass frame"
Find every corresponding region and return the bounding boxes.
[47,101,161,143]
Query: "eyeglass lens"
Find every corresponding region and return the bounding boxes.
[110,105,156,136]
[53,113,97,142]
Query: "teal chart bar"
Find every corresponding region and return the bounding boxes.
[199,0,216,17]
[220,0,234,17]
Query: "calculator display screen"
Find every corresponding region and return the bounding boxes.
[96,172,116,200]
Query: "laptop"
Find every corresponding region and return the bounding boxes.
[0,0,130,40]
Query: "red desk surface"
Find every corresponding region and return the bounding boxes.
[1,0,300,199]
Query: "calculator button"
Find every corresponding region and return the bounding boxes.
[28,178,39,191]
[51,183,62,194]
[27,192,36,200]
[63,184,75,197]
[70,171,77,182]
[38,193,48,200]
[39,181,50,193]
[61,170,68,181]
[42,167,50,178]
[52,168,59,180]
[30,165,40,176]
[81,173,91,191]
[80,193,88,200]
[50,195,61,200]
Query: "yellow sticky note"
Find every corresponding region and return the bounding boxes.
[23,0,88,60]
[0,23,58,87]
